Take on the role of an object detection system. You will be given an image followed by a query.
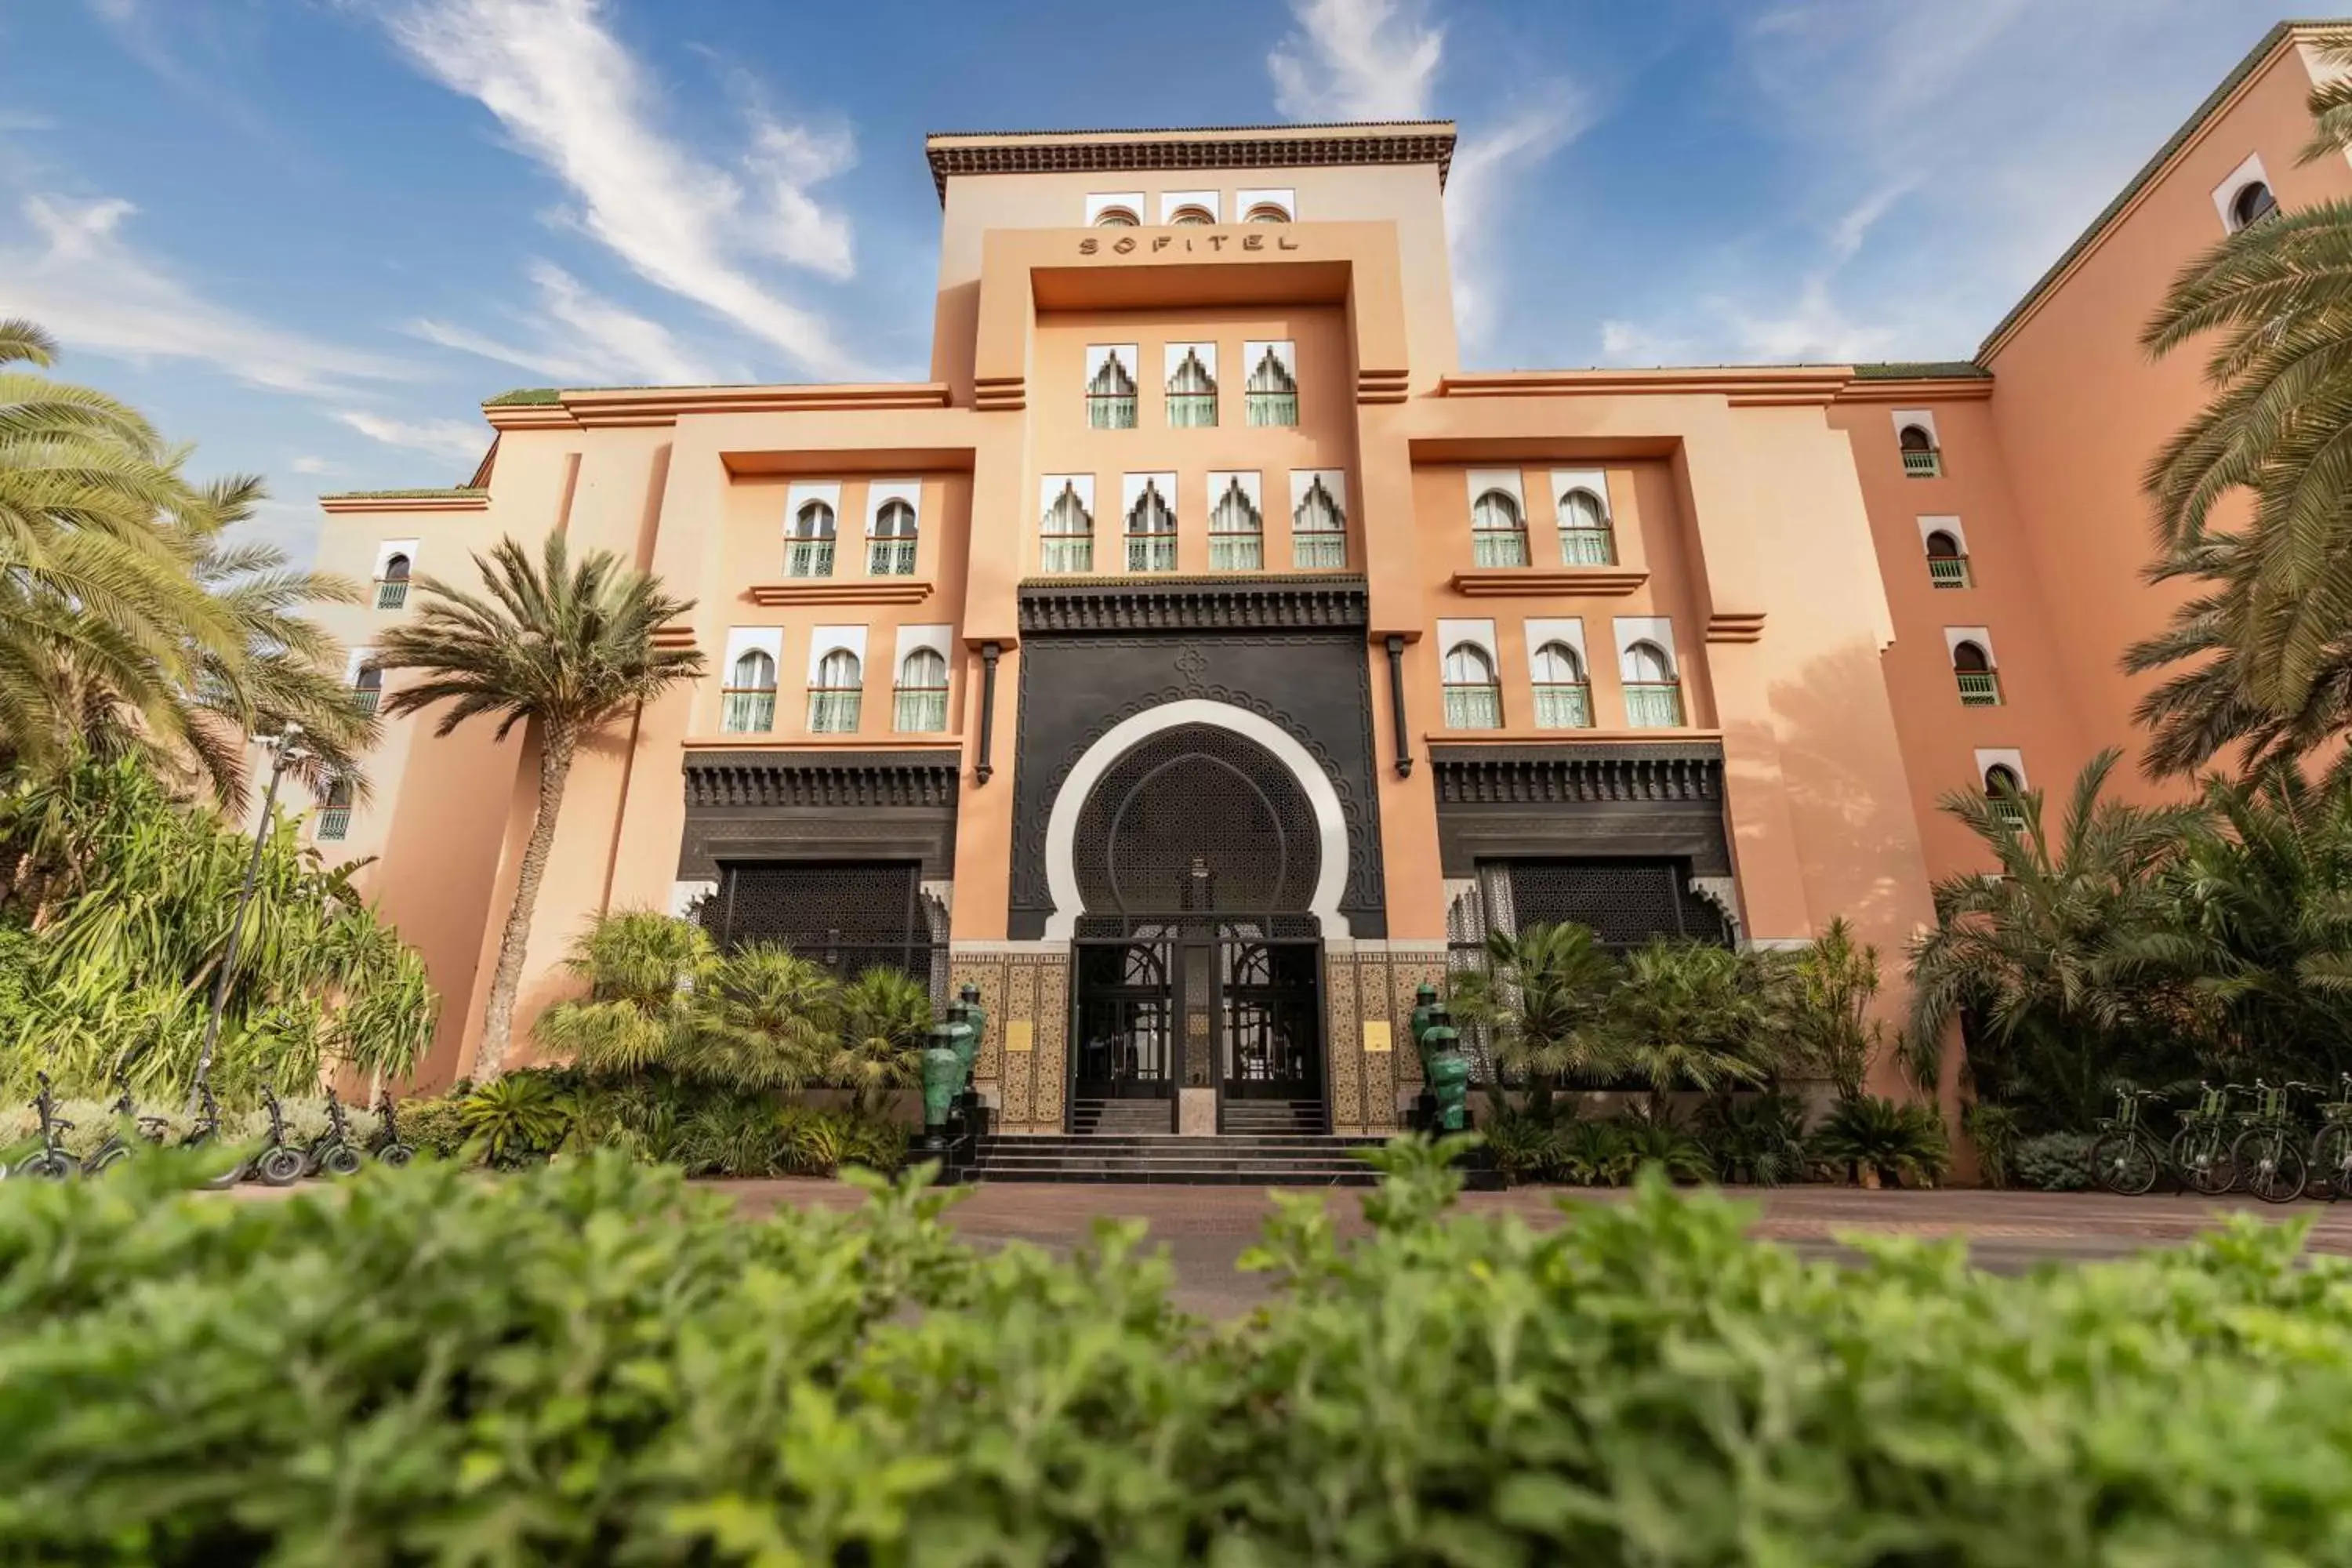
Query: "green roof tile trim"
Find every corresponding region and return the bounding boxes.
[1976,20,2347,360]
[483,387,561,405]
[318,488,489,500]
[1850,361,1992,381]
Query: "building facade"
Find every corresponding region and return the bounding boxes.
[312,23,2352,1133]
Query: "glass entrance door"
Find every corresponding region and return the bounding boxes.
[1072,938,1178,1101]
[1218,939,1321,1102]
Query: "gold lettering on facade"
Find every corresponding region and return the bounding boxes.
[1079,237,1098,254]
[1207,234,1226,251]
[1077,233,1302,260]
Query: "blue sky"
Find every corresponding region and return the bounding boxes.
[0,0,2303,562]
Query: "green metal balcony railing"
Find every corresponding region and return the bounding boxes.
[1245,391,1298,426]
[1533,682,1592,730]
[1928,555,1972,588]
[721,688,777,734]
[374,579,408,610]
[1472,529,1529,568]
[1167,393,1218,428]
[1443,684,1501,731]
[786,539,835,579]
[1624,681,1685,728]
[1040,537,1094,573]
[868,538,916,577]
[1087,394,1138,430]
[1902,448,1944,479]
[1990,797,2028,831]
[1127,535,1177,573]
[893,687,948,734]
[1957,670,2002,707]
[1559,528,1615,567]
[317,808,351,841]
[807,688,862,735]
[1293,533,1345,570]
[1208,535,1262,572]
[350,687,381,717]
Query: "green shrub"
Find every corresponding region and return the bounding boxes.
[6,1148,2352,1562]
[1696,1090,1810,1185]
[1809,1094,1952,1187]
[1964,1101,2023,1188]
[2014,1131,2097,1192]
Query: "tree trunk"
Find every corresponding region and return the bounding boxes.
[475,724,576,1080]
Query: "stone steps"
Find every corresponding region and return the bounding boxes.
[964,1130,1390,1186]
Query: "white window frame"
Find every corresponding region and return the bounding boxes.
[1974,748,2027,790]
[1942,626,1998,668]
[1891,409,1940,448]
[2212,151,2273,232]
[1160,189,1221,223]
[1916,514,1969,554]
[1236,187,1296,222]
[372,539,419,579]
[1086,192,1145,226]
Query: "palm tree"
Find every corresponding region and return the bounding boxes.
[2138,30,2352,728]
[1606,941,1770,1119]
[371,534,703,1078]
[827,966,929,1116]
[1904,750,2201,1128]
[1446,920,1617,1110]
[1783,916,1887,1102]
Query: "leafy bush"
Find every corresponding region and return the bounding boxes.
[1809,1094,1952,1187]
[1696,1090,1811,1185]
[6,1149,2352,1562]
[1964,1100,2023,1188]
[2013,1131,2096,1192]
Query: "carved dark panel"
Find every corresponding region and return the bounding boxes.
[1017,575,1367,635]
[1008,630,1386,938]
[1500,858,1730,949]
[1072,724,1322,918]
[1431,742,1723,805]
[1430,742,1731,879]
[683,750,958,809]
[678,750,959,880]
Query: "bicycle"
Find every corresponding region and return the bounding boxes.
[81,1089,169,1176]
[2231,1079,2317,1204]
[2090,1086,2168,1196]
[181,1083,246,1189]
[301,1088,364,1179]
[251,1089,307,1187]
[9,1073,79,1181]
[371,1090,416,1168]
[2309,1073,2352,1201]
[2169,1080,2242,1195]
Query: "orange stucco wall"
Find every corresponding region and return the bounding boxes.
[311,38,2340,1106]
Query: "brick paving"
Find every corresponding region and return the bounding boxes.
[717,1180,2352,1316]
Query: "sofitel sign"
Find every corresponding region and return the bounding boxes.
[1079,230,1303,256]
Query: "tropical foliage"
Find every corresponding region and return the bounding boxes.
[369,534,704,1080]
[0,757,433,1108]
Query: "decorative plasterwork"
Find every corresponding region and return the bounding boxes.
[1429,742,1726,806]
[745,579,934,607]
[1704,611,1767,644]
[1449,568,1647,598]
[682,750,960,810]
[1017,575,1369,635]
[651,622,699,652]
[923,123,1459,200]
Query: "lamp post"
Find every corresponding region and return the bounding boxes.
[190,725,306,1106]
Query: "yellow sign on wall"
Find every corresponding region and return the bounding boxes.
[1361,1021,1393,1054]
[1005,1020,1034,1054]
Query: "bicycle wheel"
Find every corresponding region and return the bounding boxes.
[376,1142,414,1169]
[321,1145,362,1178]
[2170,1126,2234,1196]
[20,1151,73,1181]
[2232,1127,2310,1204]
[2314,1124,2352,1202]
[85,1144,128,1176]
[256,1145,306,1187]
[2091,1131,2161,1196]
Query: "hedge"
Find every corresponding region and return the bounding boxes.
[2,1142,2351,1563]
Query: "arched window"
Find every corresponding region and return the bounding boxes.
[318,776,354,840]
[1167,347,1218,428]
[376,552,411,610]
[1471,488,1528,568]
[1087,350,1138,429]
[1208,477,1263,572]
[351,662,383,717]
[1167,205,1214,226]
[808,648,862,734]
[2230,180,2278,231]
[1621,640,1683,728]
[894,647,949,733]
[1125,480,1177,572]
[868,498,918,576]
[1041,481,1094,573]
[1094,206,1139,228]
[788,501,837,578]
[1292,475,1346,570]
[1557,486,1615,566]
[1244,203,1290,223]
[723,648,778,734]
[1953,639,2001,706]
[1244,345,1298,426]
[1898,423,1942,478]
[1530,641,1591,729]
[1442,642,1501,730]
[1984,763,2027,828]
[1925,528,1970,588]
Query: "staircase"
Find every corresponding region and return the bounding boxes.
[1218,1099,1327,1136]
[961,1130,1389,1185]
[1069,1098,1175,1135]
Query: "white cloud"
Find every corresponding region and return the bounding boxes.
[378,0,866,380]
[1265,0,1585,354]
[0,194,409,393]
[1268,0,1443,120]
[333,409,490,461]
[412,260,735,385]
[288,455,339,475]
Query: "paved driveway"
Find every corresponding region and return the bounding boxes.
[719,1181,2352,1317]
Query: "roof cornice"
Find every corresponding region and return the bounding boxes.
[481,383,954,430]
[318,488,488,514]
[922,121,1457,202]
[1439,365,1854,408]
